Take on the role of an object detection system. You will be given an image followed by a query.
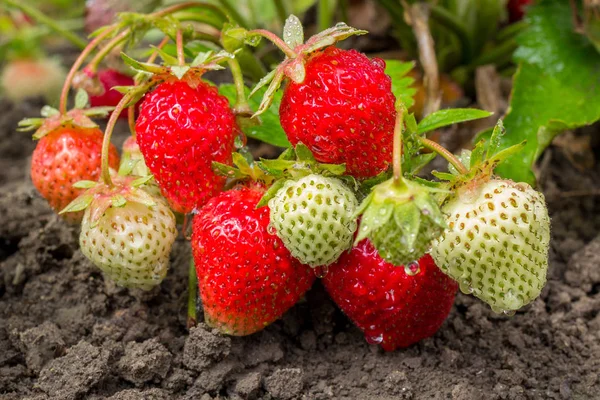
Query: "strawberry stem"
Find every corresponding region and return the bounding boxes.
[392,106,405,186]
[176,30,185,66]
[247,29,298,58]
[153,1,228,20]
[227,58,251,113]
[85,30,131,74]
[2,0,87,50]
[418,137,468,175]
[59,25,118,114]
[127,106,136,137]
[187,258,198,329]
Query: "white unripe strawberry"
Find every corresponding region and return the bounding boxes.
[268,174,358,267]
[430,179,550,313]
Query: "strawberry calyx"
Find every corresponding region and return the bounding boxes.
[60,174,158,227]
[354,176,447,265]
[242,15,367,116]
[17,92,114,140]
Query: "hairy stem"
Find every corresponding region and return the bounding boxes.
[187,257,198,329]
[101,93,133,186]
[418,137,468,174]
[176,30,185,66]
[227,58,250,113]
[59,25,118,114]
[2,0,87,49]
[248,29,297,58]
[86,30,130,74]
[128,106,136,137]
[392,106,405,185]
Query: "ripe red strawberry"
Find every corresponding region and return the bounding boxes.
[86,69,135,119]
[30,127,119,222]
[279,47,396,178]
[323,239,457,351]
[135,80,236,214]
[191,185,315,336]
[508,0,533,22]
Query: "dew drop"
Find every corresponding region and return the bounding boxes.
[459,281,473,294]
[314,265,329,278]
[503,309,516,316]
[365,333,383,345]
[267,224,277,235]
[404,261,420,276]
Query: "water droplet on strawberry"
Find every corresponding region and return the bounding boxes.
[267,224,277,235]
[459,281,473,294]
[503,309,516,316]
[365,333,383,345]
[314,265,329,278]
[404,261,420,276]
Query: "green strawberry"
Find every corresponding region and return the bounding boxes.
[430,179,550,313]
[355,177,446,266]
[63,176,177,290]
[268,174,358,267]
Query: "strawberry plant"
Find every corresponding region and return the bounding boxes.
[11,1,560,354]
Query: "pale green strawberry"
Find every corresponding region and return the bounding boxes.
[63,176,177,290]
[355,177,446,266]
[430,179,550,313]
[268,174,358,267]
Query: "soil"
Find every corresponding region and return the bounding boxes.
[1,97,600,400]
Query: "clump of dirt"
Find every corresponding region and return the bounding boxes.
[1,101,599,400]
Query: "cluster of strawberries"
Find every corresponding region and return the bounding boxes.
[23,16,550,351]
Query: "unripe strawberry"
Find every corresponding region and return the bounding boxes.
[1,58,65,103]
[430,179,550,313]
[74,179,177,290]
[268,174,358,267]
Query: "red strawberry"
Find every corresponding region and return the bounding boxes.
[135,80,236,214]
[87,69,135,119]
[323,240,457,350]
[30,127,120,222]
[191,185,315,336]
[508,0,533,22]
[279,47,396,178]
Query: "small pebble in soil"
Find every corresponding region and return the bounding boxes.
[117,338,172,386]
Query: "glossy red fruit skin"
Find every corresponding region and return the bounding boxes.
[192,186,316,336]
[279,47,397,179]
[30,127,120,222]
[323,240,458,351]
[135,80,236,214]
[87,69,134,119]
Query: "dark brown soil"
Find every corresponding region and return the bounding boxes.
[1,98,599,400]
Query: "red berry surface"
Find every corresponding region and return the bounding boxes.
[323,239,458,351]
[192,186,315,336]
[87,69,134,119]
[135,80,236,214]
[279,47,396,178]
[30,127,119,222]
[508,0,533,22]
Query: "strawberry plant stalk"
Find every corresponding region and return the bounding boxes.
[187,258,198,328]
[418,136,468,174]
[247,29,298,58]
[86,30,131,74]
[392,106,405,185]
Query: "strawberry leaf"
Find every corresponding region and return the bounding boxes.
[74,89,89,109]
[283,15,304,49]
[384,60,416,109]
[219,83,290,147]
[60,194,93,214]
[417,108,492,135]
[72,180,98,189]
[493,2,600,185]
[41,105,59,118]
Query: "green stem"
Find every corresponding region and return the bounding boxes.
[2,0,87,49]
[153,1,227,20]
[101,92,134,186]
[217,0,250,28]
[187,258,198,329]
[227,58,250,113]
[128,106,136,137]
[86,30,130,74]
[248,29,297,58]
[318,0,333,32]
[176,30,185,66]
[59,25,118,114]
[392,106,405,185]
[418,137,468,175]
[429,4,472,64]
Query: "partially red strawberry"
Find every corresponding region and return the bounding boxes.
[279,47,396,178]
[30,126,119,222]
[135,80,236,214]
[323,240,457,351]
[191,185,315,336]
[86,69,135,119]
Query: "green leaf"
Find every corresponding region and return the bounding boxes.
[384,60,416,109]
[72,180,97,189]
[74,89,89,109]
[256,179,285,208]
[294,143,315,161]
[131,175,154,187]
[170,66,190,80]
[494,2,600,184]
[59,194,93,214]
[219,84,290,147]
[417,108,492,135]
[283,15,304,49]
[111,194,127,208]
[41,105,59,118]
